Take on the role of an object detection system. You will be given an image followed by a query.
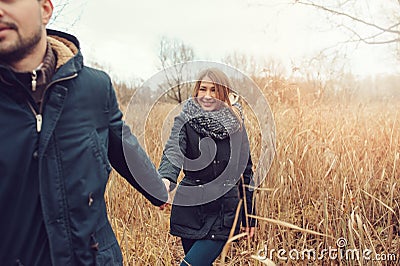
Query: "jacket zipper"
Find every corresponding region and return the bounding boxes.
[31,70,37,92]
[27,102,43,132]
[27,73,78,133]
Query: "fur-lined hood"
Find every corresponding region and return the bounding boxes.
[47,34,78,70]
[46,29,84,79]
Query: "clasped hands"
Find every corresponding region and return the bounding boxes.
[159,178,171,210]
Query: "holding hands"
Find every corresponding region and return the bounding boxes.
[159,178,171,210]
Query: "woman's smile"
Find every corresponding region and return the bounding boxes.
[197,76,220,111]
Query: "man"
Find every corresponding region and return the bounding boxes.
[0,0,168,265]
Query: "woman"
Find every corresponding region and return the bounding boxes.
[159,68,256,266]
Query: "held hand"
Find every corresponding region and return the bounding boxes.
[162,178,170,193]
[159,202,169,210]
[159,178,171,210]
[245,227,255,238]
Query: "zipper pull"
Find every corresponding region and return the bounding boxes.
[36,114,42,133]
[31,70,37,92]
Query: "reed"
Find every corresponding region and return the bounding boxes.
[106,93,399,265]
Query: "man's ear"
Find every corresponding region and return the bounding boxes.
[41,0,53,26]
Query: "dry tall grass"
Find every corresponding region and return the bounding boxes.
[105,91,399,265]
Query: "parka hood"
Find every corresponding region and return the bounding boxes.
[47,34,78,70]
[46,29,83,79]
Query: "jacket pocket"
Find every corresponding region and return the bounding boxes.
[223,211,237,228]
[93,223,123,266]
[95,241,123,266]
[221,189,240,228]
[170,205,203,230]
[88,129,112,175]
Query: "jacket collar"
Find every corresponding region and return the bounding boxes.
[0,29,83,83]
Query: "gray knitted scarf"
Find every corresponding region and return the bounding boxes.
[181,98,243,140]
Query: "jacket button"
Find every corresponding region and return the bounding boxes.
[211,234,215,239]
[33,150,39,160]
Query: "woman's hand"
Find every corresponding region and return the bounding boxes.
[159,178,171,210]
[162,178,170,192]
[245,227,255,238]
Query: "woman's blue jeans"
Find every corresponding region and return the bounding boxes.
[180,238,226,266]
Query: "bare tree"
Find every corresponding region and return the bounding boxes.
[223,52,260,76]
[48,0,88,31]
[291,0,400,99]
[158,37,195,103]
[113,80,139,111]
[294,0,400,47]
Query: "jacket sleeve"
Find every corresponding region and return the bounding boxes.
[158,115,187,191]
[238,126,257,227]
[106,79,168,206]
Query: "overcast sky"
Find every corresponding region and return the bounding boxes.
[50,0,399,81]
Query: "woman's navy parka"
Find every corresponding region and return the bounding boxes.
[159,110,256,241]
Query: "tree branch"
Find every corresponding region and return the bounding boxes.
[297,0,400,34]
[341,24,400,44]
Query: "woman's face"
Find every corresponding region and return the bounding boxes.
[196,76,221,111]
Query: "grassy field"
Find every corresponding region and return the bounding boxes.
[106,89,399,265]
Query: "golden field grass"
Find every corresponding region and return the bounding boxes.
[105,91,399,265]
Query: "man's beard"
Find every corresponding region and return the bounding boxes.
[0,21,43,66]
